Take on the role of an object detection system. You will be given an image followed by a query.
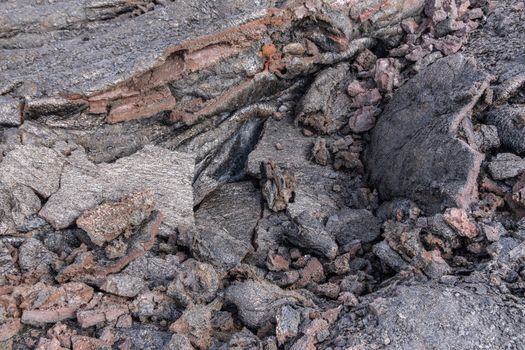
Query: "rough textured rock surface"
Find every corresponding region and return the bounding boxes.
[287,212,339,260]
[0,0,278,98]
[2,0,525,349]
[367,54,490,214]
[247,113,362,221]
[322,281,525,349]
[326,208,381,246]
[295,63,354,134]
[0,97,21,127]
[180,224,252,271]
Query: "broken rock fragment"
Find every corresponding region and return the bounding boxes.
[287,212,338,260]
[261,160,297,212]
[180,224,252,271]
[373,241,409,272]
[56,212,162,285]
[0,241,18,285]
[488,153,525,180]
[18,238,58,273]
[131,291,178,322]
[325,209,381,247]
[0,184,42,235]
[194,182,261,245]
[77,191,154,246]
[374,58,399,93]
[19,282,94,326]
[354,49,377,72]
[275,305,300,346]
[0,145,64,198]
[295,63,353,134]
[165,334,195,350]
[0,319,21,343]
[367,54,490,213]
[383,221,425,262]
[169,300,221,350]
[294,257,326,288]
[311,138,330,166]
[248,213,291,267]
[225,279,305,329]
[443,208,479,239]
[100,273,147,298]
[348,106,381,133]
[76,293,130,329]
[350,88,382,108]
[167,259,219,307]
[473,124,500,152]
[0,96,21,127]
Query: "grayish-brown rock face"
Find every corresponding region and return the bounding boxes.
[367,54,490,214]
[3,0,525,349]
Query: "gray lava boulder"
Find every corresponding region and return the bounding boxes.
[181,224,253,271]
[367,54,490,214]
[0,145,65,198]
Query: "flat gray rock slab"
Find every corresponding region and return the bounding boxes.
[0,145,65,198]
[40,145,194,231]
[367,54,490,214]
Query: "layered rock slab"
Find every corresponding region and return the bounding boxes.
[0,0,277,97]
[39,145,194,232]
[367,54,490,213]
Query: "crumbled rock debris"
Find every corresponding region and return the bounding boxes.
[1,0,525,349]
